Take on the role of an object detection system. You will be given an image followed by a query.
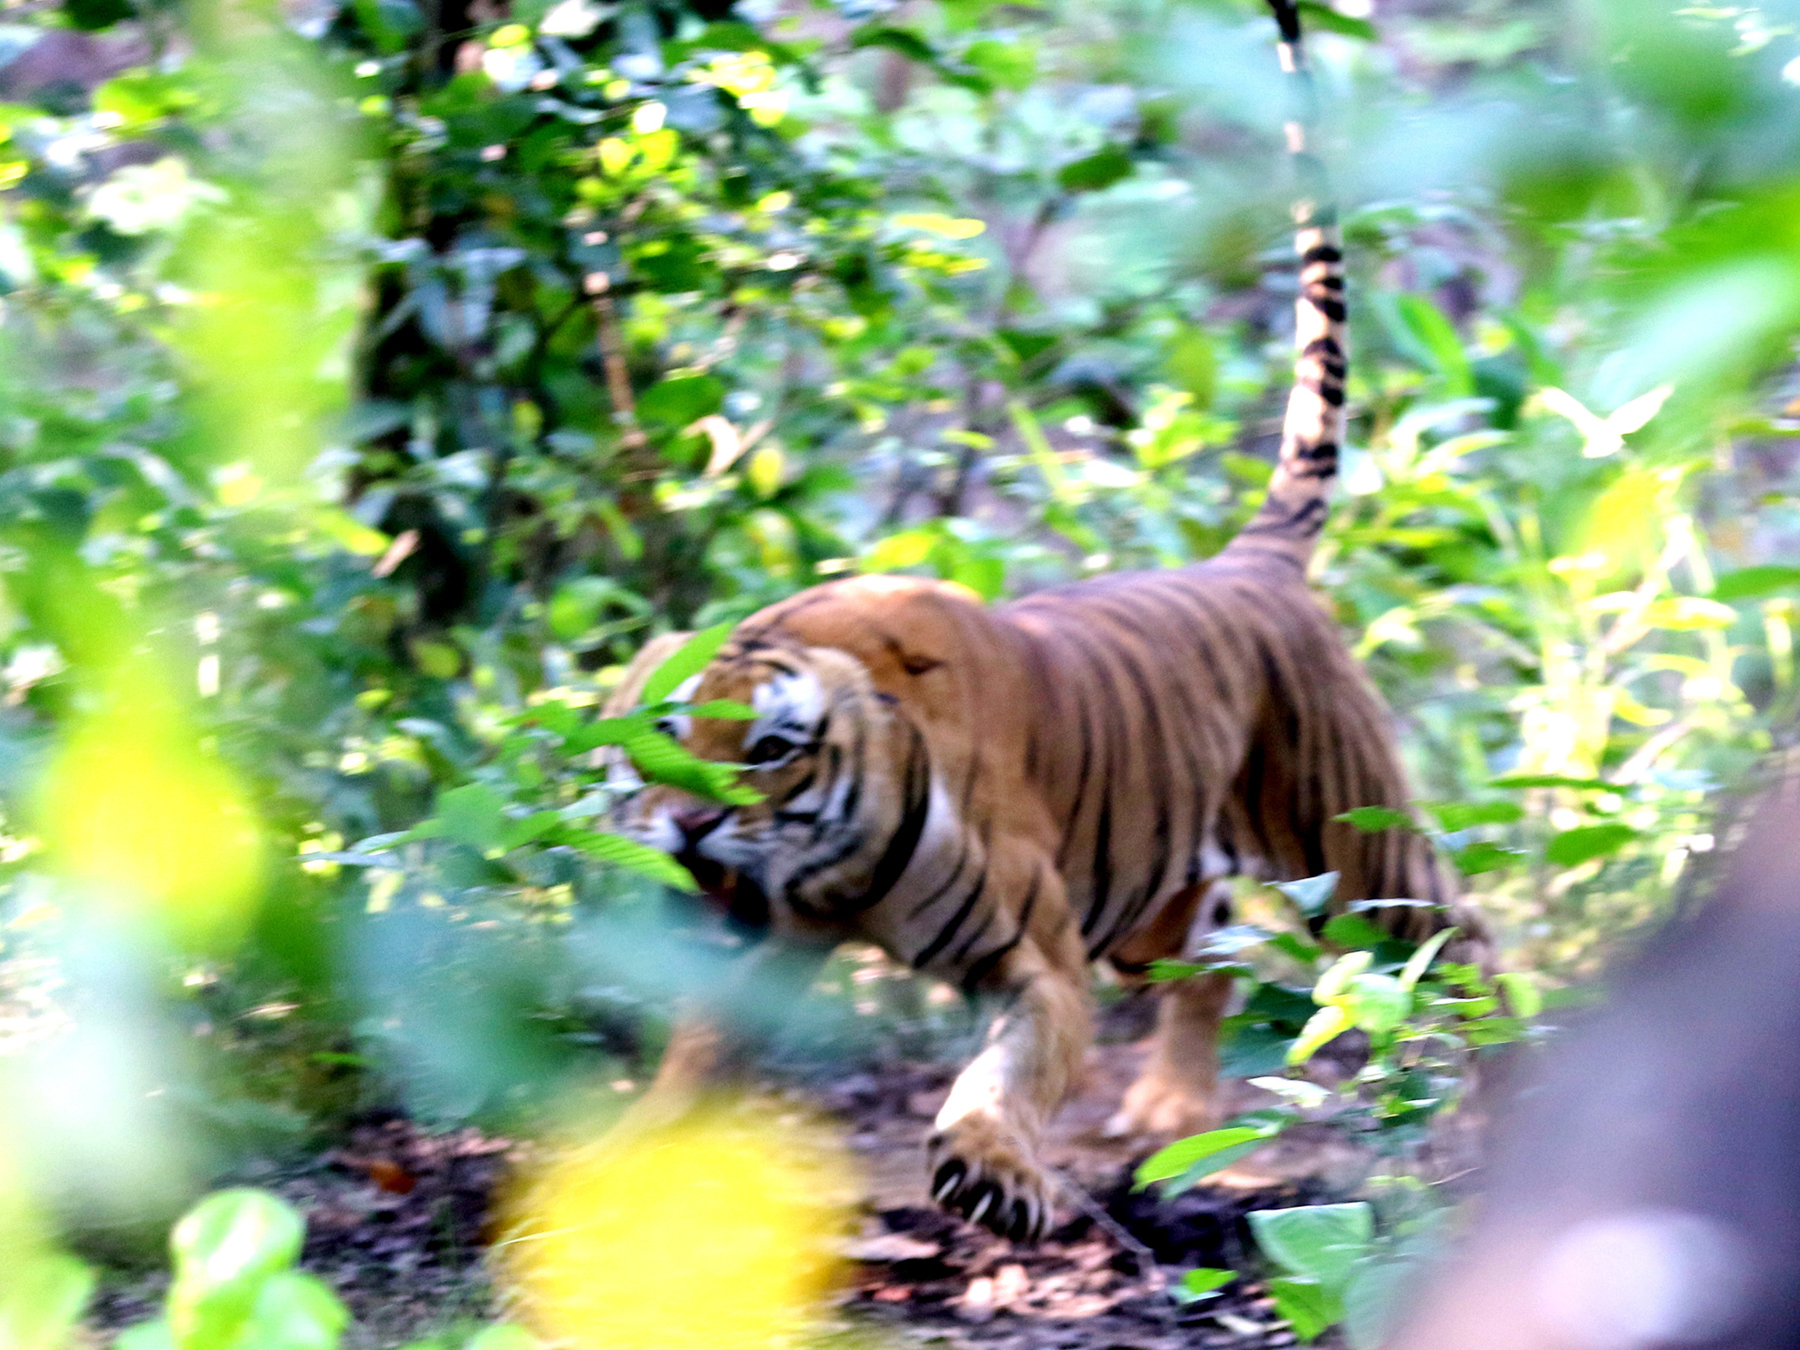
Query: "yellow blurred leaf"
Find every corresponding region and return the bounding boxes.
[500,1112,849,1350]
[892,212,986,239]
[35,657,265,950]
[746,443,786,499]
[1644,596,1738,630]
[863,529,936,571]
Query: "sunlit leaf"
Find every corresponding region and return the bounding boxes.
[500,1112,849,1350]
[1,1254,95,1350]
[1713,565,1800,601]
[1177,1268,1235,1302]
[1497,971,1543,1019]
[1425,801,1523,830]
[1287,1004,1351,1066]
[1397,928,1455,991]
[1268,1276,1340,1343]
[641,623,733,704]
[1335,807,1412,834]
[1490,774,1615,792]
[562,830,699,891]
[1297,1,1378,41]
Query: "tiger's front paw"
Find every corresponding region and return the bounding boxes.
[926,1113,1054,1244]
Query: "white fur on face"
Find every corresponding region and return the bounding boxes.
[741,669,826,773]
[749,669,824,745]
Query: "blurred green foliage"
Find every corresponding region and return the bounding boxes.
[2,0,1800,1328]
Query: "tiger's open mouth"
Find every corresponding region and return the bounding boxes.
[675,851,772,935]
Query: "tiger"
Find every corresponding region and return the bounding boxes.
[600,0,1481,1243]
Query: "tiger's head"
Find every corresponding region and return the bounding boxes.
[605,634,934,937]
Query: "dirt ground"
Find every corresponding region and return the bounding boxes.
[89,998,1382,1350]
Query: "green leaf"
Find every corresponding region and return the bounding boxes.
[621,729,760,805]
[1163,329,1217,409]
[1339,973,1409,1035]
[1321,913,1390,951]
[1335,806,1412,833]
[168,1190,307,1350]
[1712,565,1800,600]
[962,38,1036,90]
[1269,1277,1342,1343]
[432,783,509,855]
[562,830,699,891]
[547,576,647,642]
[636,374,725,427]
[1425,801,1524,830]
[1269,931,1325,964]
[247,1271,347,1350]
[1497,971,1543,1019]
[464,1326,544,1350]
[1343,1257,1418,1349]
[1249,1203,1374,1292]
[1297,1,1378,41]
[1220,1020,1299,1077]
[1545,822,1638,868]
[1222,1027,1297,1080]
[1313,950,1372,1003]
[500,810,561,853]
[1397,928,1455,991]
[1177,1268,1235,1302]
[849,25,938,62]
[1274,871,1339,918]
[1,1254,95,1350]
[1489,773,1614,792]
[641,623,733,704]
[1057,146,1134,193]
[686,699,757,720]
[560,714,653,755]
[1393,294,1473,396]
[65,0,135,29]
[1453,841,1526,875]
[1146,958,1207,982]
[1136,1122,1282,1187]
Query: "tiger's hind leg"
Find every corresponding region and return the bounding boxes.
[1104,879,1237,1139]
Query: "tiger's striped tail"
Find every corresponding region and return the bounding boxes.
[1223,0,1346,571]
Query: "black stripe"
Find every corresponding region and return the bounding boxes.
[913,871,988,970]
[1082,792,1114,941]
[909,832,973,920]
[961,867,1042,992]
[950,904,998,964]
[845,724,932,912]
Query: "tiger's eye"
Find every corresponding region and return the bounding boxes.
[748,734,796,765]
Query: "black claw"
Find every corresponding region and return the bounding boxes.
[1006,1198,1032,1243]
[931,1159,966,1202]
[962,1179,1003,1226]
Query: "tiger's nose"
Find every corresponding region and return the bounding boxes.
[672,807,727,851]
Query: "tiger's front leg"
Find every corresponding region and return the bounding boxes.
[926,898,1091,1244]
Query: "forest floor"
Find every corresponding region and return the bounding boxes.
[86,994,1383,1350]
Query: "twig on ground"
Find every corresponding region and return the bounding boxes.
[1046,1164,1176,1328]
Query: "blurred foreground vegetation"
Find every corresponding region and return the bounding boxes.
[3,0,1800,1342]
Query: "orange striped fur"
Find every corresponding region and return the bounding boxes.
[602,0,1483,1242]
